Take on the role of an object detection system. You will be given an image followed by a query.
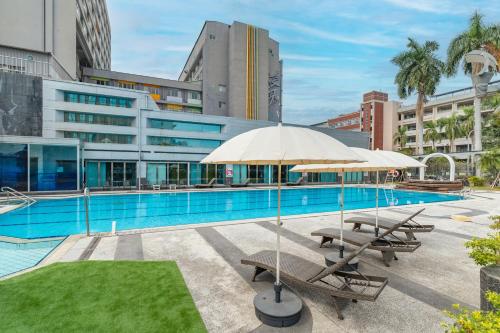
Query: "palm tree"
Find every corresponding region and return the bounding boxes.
[423,121,440,151]
[437,113,462,153]
[479,148,500,179]
[392,38,445,155]
[459,107,475,151]
[446,12,500,76]
[393,125,408,150]
[446,12,500,155]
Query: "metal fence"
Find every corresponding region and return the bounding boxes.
[0,54,51,78]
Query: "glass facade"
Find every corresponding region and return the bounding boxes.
[188,163,224,184]
[146,162,189,186]
[0,143,28,191]
[148,119,221,133]
[64,132,134,144]
[147,136,221,148]
[0,143,78,191]
[63,112,134,127]
[63,91,132,108]
[85,161,136,188]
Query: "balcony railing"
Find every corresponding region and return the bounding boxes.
[0,54,51,78]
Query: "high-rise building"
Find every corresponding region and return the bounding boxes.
[179,21,282,121]
[0,0,110,80]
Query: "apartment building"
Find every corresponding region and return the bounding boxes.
[0,0,110,80]
[179,21,282,121]
[0,72,368,191]
[326,111,361,130]
[396,80,500,158]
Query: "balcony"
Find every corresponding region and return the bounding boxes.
[0,54,51,78]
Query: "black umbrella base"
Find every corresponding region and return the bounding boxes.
[253,288,303,327]
[324,251,359,271]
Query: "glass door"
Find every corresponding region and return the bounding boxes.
[112,162,124,187]
[178,163,188,185]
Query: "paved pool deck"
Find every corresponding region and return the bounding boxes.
[14,191,500,332]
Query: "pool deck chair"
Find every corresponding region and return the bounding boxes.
[311,210,423,267]
[231,178,251,188]
[194,178,216,189]
[346,208,432,240]
[286,176,305,186]
[241,242,388,320]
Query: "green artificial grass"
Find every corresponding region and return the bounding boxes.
[0,261,206,333]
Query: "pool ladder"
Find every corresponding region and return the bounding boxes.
[0,187,37,207]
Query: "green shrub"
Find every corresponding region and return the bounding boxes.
[465,216,500,266]
[468,176,486,187]
[442,291,500,332]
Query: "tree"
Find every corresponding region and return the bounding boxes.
[393,125,408,151]
[482,93,500,150]
[446,11,500,76]
[438,113,462,153]
[423,120,441,151]
[392,38,445,155]
[458,107,475,152]
[479,148,500,180]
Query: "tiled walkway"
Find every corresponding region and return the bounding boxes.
[0,239,63,277]
[55,191,500,332]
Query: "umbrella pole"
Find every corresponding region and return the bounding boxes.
[375,170,379,237]
[275,162,282,303]
[339,171,345,258]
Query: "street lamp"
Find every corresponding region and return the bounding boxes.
[464,49,497,175]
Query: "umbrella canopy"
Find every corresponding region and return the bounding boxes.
[200,124,364,306]
[201,124,365,165]
[375,150,426,169]
[289,148,401,173]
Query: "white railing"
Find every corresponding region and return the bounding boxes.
[0,54,51,78]
[0,187,37,207]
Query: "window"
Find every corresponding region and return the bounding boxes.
[63,92,132,108]
[218,85,226,93]
[96,79,109,86]
[209,33,216,40]
[64,131,134,144]
[148,119,221,133]
[64,112,134,126]
[219,101,226,109]
[167,88,179,97]
[189,91,201,99]
[118,82,135,89]
[147,136,221,148]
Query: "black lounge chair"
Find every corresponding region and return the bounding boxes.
[311,210,423,267]
[286,176,305,186]
[231,178,251,188]
[241,242,388,320]
[194,178,216,188]
[346,208,433,240]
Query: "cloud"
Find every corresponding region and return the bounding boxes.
[382,0,446,13]
[283,21,398,48]
[281,53,333,61]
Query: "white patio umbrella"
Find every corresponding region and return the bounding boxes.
[290,148,401,256]
[201,124,364,326]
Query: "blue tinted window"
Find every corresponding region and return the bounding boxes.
[147,136,221,148]
[148,119,221,133]
[63,91,132,108]
[64,131,133,144]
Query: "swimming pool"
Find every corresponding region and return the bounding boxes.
[0,187,462,239]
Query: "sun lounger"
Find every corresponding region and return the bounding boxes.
[194,178,216,188]
[231,178,250,187]
[286,176,305,186]
[311,210,423,267]
[346,208,433,240]
[241,242,388,320]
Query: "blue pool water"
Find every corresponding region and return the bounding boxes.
[0,239,63,277]
[0,187,462,239]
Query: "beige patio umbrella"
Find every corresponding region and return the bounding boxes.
[290,148,402,256]
[201,124,364,326]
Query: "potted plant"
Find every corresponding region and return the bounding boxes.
[442,216,499,332]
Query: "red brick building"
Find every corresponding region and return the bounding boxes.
[361,91,388,150]
[327,111,361,130]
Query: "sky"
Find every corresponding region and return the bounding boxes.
[107,0,500,125]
